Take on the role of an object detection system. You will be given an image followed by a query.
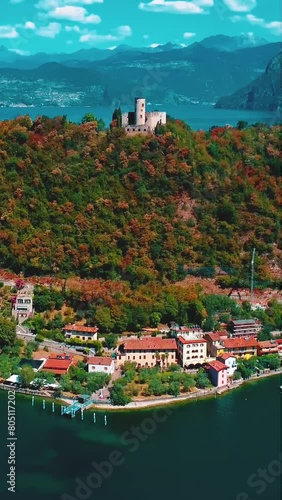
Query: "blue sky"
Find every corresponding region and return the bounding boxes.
[0,0,281,54]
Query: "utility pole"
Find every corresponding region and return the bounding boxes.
[250,248,256,302]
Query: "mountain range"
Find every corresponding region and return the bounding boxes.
[0,35,281,109]
[215,51,282,112]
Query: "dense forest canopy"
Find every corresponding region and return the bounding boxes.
[0,115,281,287]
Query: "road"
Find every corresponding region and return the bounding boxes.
[16,331,80,355]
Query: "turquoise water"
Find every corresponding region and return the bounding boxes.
[0,375,281,500]
[0,105,279,130]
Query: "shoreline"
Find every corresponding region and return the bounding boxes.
[0,369,281,412]
[89,368,282,411]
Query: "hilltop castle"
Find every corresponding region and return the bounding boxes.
[122,98,166,134]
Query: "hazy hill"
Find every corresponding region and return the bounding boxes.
[200,34,269,52]
[215,52,282,111]
[0,40,281,106]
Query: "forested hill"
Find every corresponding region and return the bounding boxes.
[0,115,281,285]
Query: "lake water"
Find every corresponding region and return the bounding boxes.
[0,105,280,130]
[0,375,281,500]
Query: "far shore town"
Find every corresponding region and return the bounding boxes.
[0,277,281,409]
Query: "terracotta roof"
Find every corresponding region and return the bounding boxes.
[63,324,98,333]
[218,353,236,360]
[204,333,221,342]
[275,339,282,345]
[207,360,228,372]
[43,354,73,374]
[123,338,177,351]
[87,356,113,366]
[258,341,278,348]
[222,337,258,348]
[178,336,206,345]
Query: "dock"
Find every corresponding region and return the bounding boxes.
[62,398,94,417]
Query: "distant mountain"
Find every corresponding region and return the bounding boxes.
[200,34,269,52]
[215,51,282,111]
[0,41,281,107]
[0,42,184,70]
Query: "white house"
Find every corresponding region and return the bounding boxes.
[176,335,207,368]
[87,356,115,375]
[217,353,237,377]
[12,285,33,321]
[62,324,98,342]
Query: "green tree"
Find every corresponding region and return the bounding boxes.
[104,334,118,349]
[110,383,131,406]
[0,318,16,347]
[195,369,210,389]
[168,381,180,396]
[21,365,34,387]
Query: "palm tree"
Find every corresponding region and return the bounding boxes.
[161,354,166,370]
[156,351,160,366]
[164,352,169,369]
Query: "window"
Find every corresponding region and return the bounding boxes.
[133,356,135,360]
[143,355,146,359]
[152,355,155,359]
[142,103,144,107]
[104,367,107,371]
[139,355,141,359]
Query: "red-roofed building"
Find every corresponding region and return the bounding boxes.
[43,354,74,375]
[217,353,237,376]
[227,319,261,339]
[176,336,207,368]
[221,337,258,357]
[204,332,223,357]
[206,360,228,387]
[257,341,279,356]
[117,337,177,368]
[87,356,115,375]
[63,324,98,342]
[275,339,282,357]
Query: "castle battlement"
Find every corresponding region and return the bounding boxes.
[122,98,166,134]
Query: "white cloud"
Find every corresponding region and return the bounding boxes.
[265,21,282,35]
[116,25,132,37]
[149,43,161,47]
[223,0,256,12]
[245,14,282,35]
[65,24,81,32]
[183,31,196,38]
[10,0,25,4]
[0,26,19,39]
[35,0,102,8]
[48,6,101,23]
[36,22,61,37]
[80,33,117,42]
[24,21,36,30]
[246,14,264,26]
[139,1,204,15]
[143,34,149,39]
[79,24,132,44]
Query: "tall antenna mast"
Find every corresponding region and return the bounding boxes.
[250,248,256,302]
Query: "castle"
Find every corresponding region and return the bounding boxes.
[122,98,166,134]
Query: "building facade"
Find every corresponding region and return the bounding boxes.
[87,356,115,375]
[12,285,33,321]
[122,98,166,134]
[176,336,207,368]
[221,337,258,357]
[227,319,261,339]
[63,324,98,342]
[206,360,228,388]
[257,341,279,356]
[217,353,237,377]
[117,338,177,368]
[43,354,74,375]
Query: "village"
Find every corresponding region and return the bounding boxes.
[0,276,281,409]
